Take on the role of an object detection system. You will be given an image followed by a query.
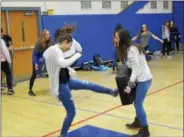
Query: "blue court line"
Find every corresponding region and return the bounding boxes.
[12,95,183,131]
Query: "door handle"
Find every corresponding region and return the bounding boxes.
[21,21,25,42]
[13,46,34,51]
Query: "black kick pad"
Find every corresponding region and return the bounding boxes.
[115,64,136,105]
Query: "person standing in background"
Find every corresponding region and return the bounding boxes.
[1,28,16,87]
[28,29,52,96]
[169,21,181,52]
[162,21,172,59]
[112,23,123,72]
[132,24,163,53]
[1,39,15,95]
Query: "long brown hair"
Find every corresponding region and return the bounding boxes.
[55,23,76,41]
[164,21,170,30]
[39,29,52,48]
[118,30,146,61]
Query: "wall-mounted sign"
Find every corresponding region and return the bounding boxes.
[47,9,54,15]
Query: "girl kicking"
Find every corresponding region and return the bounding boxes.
[42,34,118,137]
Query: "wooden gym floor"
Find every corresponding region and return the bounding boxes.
[1,52,183,137]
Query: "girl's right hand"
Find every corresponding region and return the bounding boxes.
[35,64,39,70]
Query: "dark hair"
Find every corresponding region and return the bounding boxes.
[113,23,123,36]
[57,34,73,44]
[55,23,76,41]
[118,30,145,61]
[115,23,123,31]
[140,24,148,34]
[55,28,65,41]
[170,21,176,28]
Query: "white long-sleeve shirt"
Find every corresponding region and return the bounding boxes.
[63,38,82,59]
[162,25,170,41]
[126,46,152,83]
[43,44,81,96]
[1,39,11,63]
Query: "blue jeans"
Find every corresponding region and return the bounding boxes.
[58,78,114,136]
[112,48,118,71]
[134,79,152,126]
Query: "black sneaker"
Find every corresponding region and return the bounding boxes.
[28,90,36,96]
[132,126,150,137]
[7,89,15,95]
[126,117,141,129]
[1,87,4,91]
[44,74,49,78]
[111,88,119,97]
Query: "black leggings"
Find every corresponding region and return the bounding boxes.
[173,40,180,51]
[162,39,171,56]
[29,64,37,91]
[144,45,148,51]
[1,61,13,90]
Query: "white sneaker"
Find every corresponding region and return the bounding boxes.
[167,56,172,59]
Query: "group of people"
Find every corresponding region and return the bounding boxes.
[1,21,180,137]
[162,20,181,57]
[112,20,181,72]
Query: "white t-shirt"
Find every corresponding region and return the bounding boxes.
[63,38,82,59]
[43,44,81,96]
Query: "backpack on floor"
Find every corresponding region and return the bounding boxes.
[93,54,103,66]
[82,61,94,71]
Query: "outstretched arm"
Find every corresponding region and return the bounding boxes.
[152,34,163,43]
[131,36,139,41]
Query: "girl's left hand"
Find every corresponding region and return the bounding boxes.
[124,86,131,94]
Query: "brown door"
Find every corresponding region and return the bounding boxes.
[8,10,39,79]
[1,11,7,34]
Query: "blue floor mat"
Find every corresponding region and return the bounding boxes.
[68,125,131,137]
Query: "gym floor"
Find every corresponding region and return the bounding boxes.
[2,52,183,137]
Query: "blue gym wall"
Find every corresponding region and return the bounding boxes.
[42,1,173,66]
[173,1,184,43]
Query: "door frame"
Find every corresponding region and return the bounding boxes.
[1,7,42,82]
[1,7,42,37]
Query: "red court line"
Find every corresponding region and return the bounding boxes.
[42,80,183,137]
